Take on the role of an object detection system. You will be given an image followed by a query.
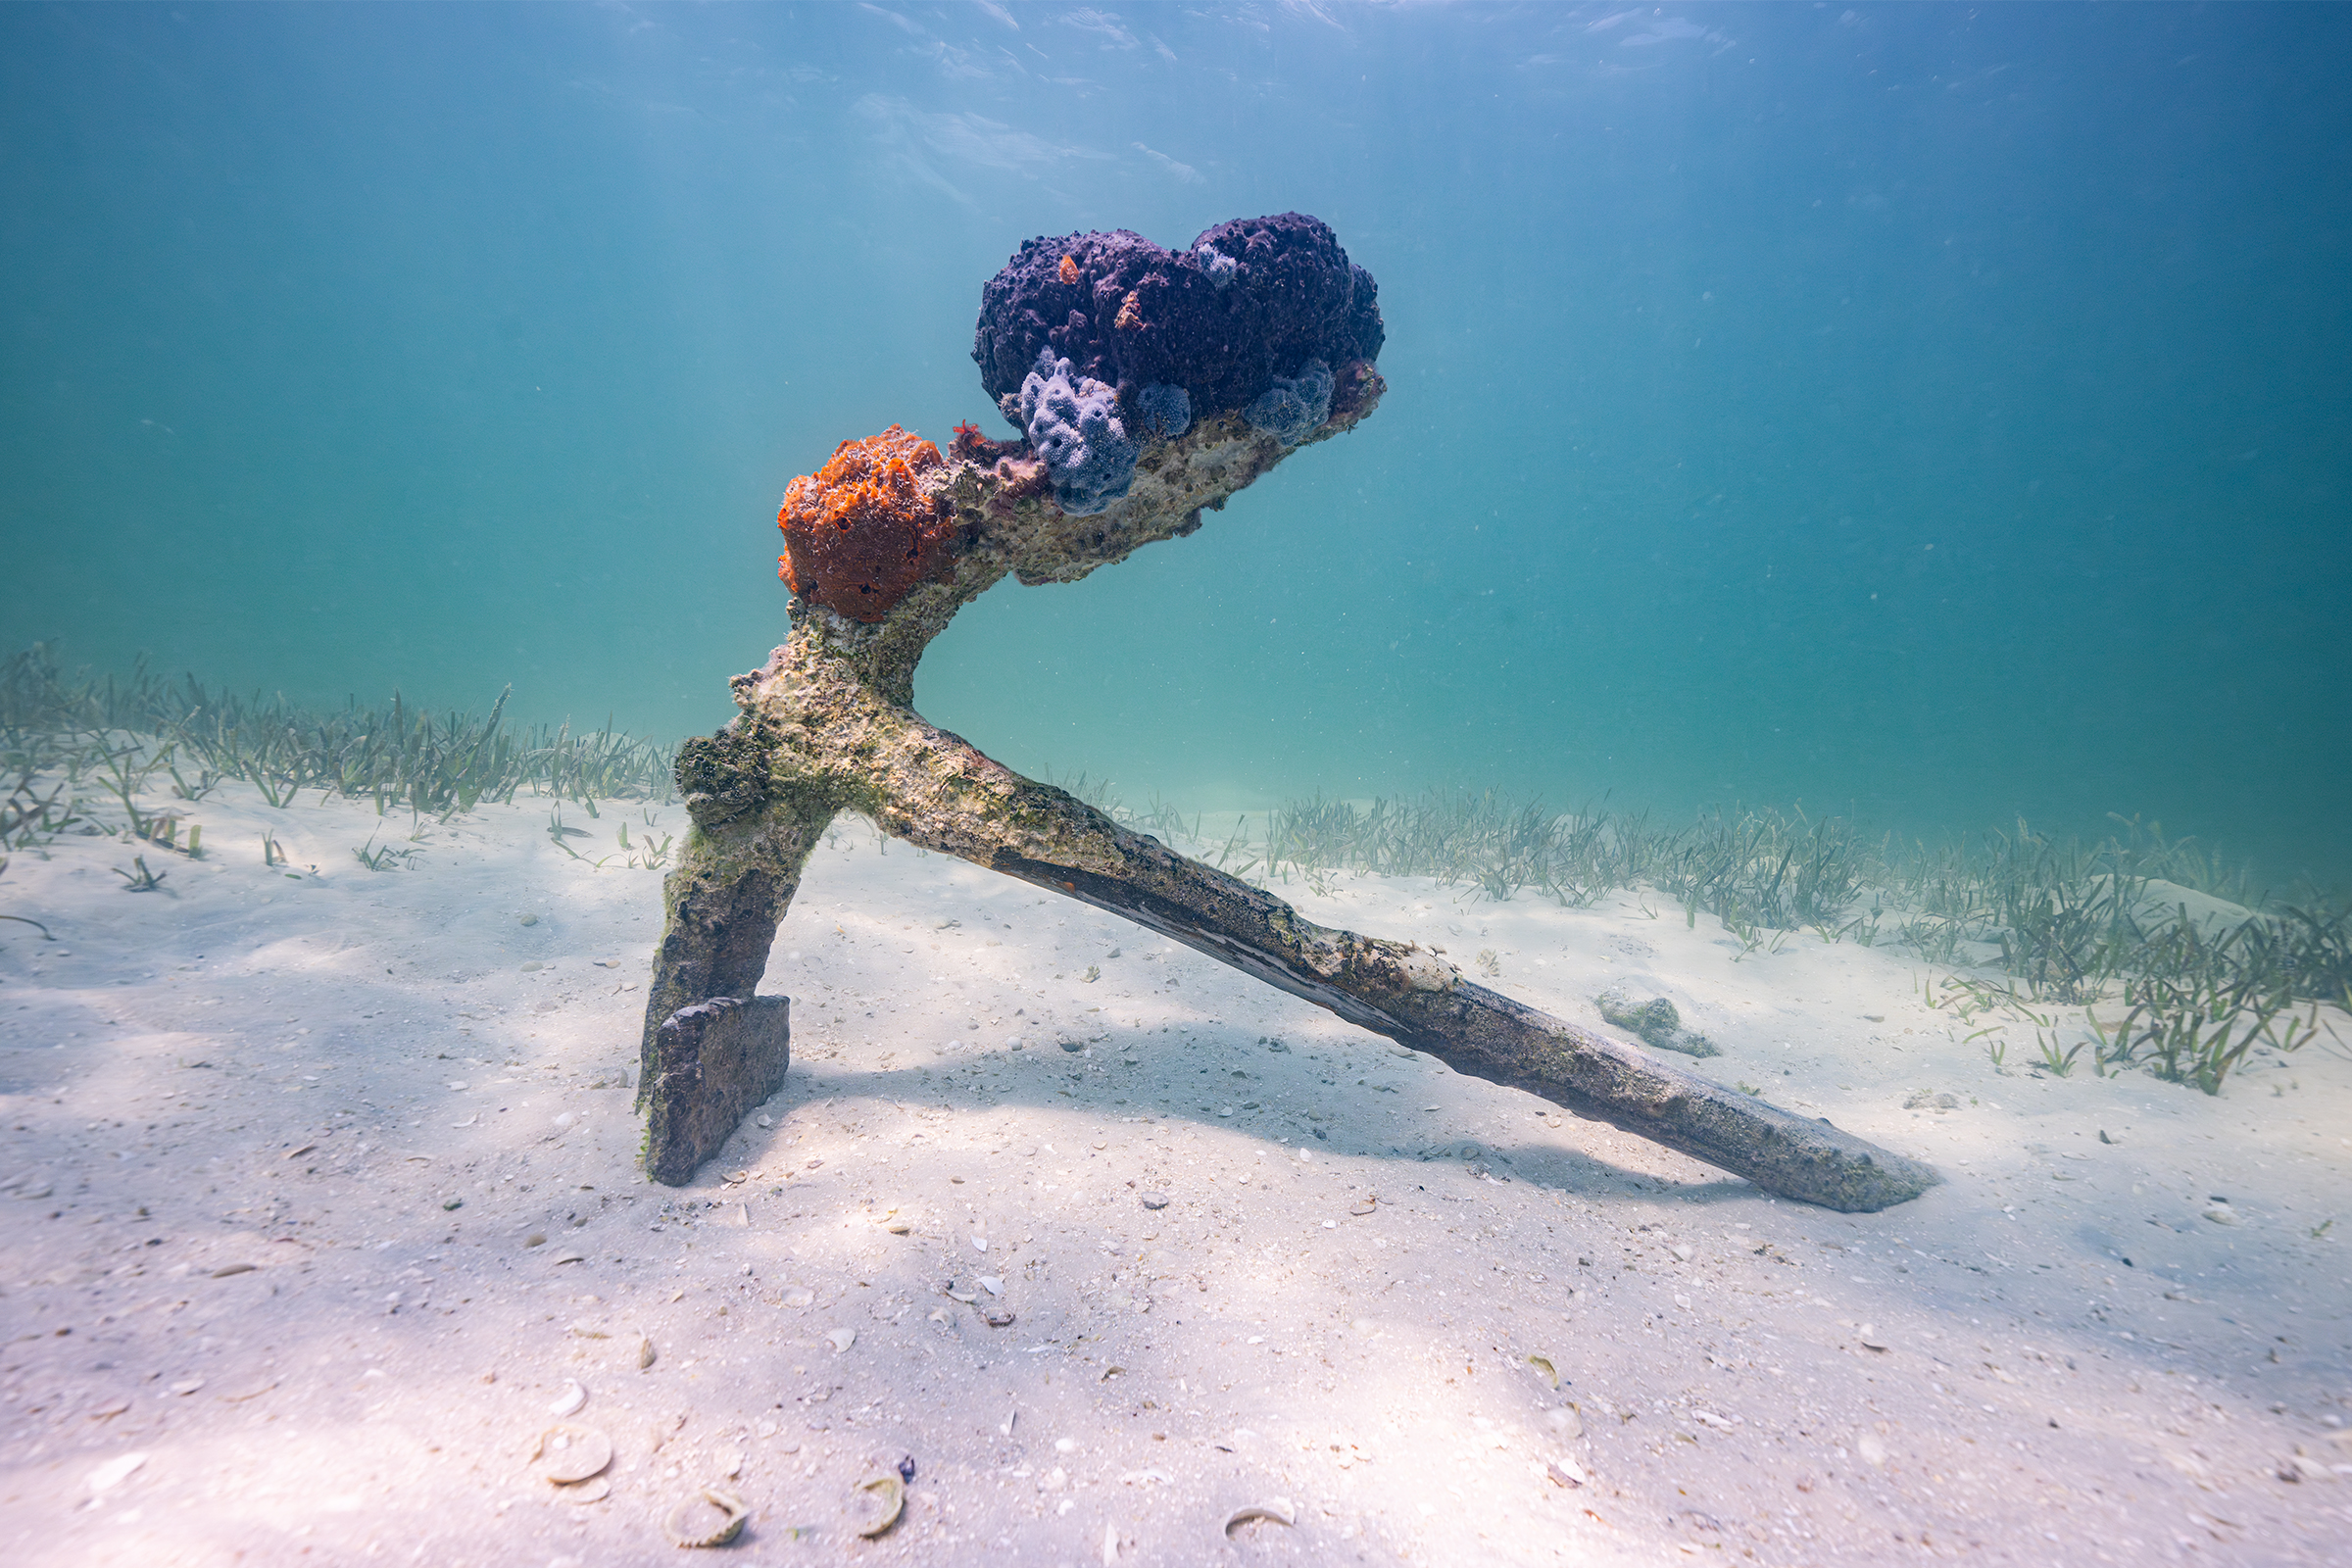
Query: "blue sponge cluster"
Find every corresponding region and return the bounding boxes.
[1133,382,1192,441]
[1243,360,1334,446]
[1017,348,1140,515]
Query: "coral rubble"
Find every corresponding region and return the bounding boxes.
[1594,986,1720,1059]
[775,425,961,622]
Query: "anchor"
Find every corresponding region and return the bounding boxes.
[635,215,1936,1212]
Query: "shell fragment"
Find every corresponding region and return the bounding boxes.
[1223,1504,1298,1542]
[853,1473,906,1539]
[1223,1497,1297,1536]
[532,1423,613,1485]
[662,1486,750,1548]
[86,1452,147,1497]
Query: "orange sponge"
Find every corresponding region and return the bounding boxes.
[776,426,960,622]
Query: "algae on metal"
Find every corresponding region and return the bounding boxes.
[635,364,1938,1212]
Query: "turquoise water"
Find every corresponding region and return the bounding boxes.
[4,4,2346,880]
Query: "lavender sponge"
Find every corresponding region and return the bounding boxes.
[1243,361,1334,446]
[1014,349,1140,516]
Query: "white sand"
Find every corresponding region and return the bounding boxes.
[3,781,2349,1566]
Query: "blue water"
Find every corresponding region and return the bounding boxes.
[4,3,2347,880]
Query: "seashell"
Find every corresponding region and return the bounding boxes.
[209,1262,257,1279]
[1546,1457,1586,1488]
[548,1381,587,1416]
[826,1327,857,1353]
[533,1422,613,1485]
[638,1337,657,1370]
[977,1276,1004,1296]
[1858,1324,1889,1351]
[1526,1354,1558,1390]
[945,1287,977,1304]
[983,1308,1016,1328]
[1544,1404,1584,1440]
[1140,1191,1170,1210]
[1348,1196,1377,1216]
[662,1485,750,1547]
[852,1472,906,1538]
[1223,1498,1297,1535]
[556,1475,610,1504]
[781,1287,814,1308]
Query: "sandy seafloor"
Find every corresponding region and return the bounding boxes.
[3,780,2350,1568]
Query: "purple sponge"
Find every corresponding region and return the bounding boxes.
[974,213,1382,425]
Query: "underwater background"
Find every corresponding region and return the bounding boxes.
[2,2,2346,883]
